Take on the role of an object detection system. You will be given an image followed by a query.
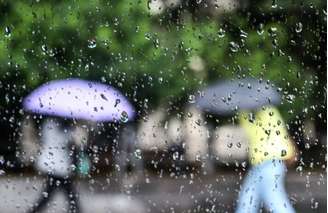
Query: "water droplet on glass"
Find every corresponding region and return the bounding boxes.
[153,38,160,48]
[145,177,150,183]
[48,49,55,57]
[217,28,225,38]
[268,27,277,37]
[114,99,121,107]
[100,93,108,101]
[271,0,277,8]
[196,0,202,4]
[134,149,142,159]
[4,26,11,37]
[295,22,303,33]
[164,121,168,130]
[120,111,129,123]
[286,94,295,103]
[240,30,248,38]
[281,149,287,157]
[172,151,179,160]
[229,41,240,53]
[257,23,264,35]
[0,170,5,176]
[41,44,48,53]
[88,39,97,48]
[188,95,196,103]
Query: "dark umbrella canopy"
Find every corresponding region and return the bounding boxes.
[194,78,281,115]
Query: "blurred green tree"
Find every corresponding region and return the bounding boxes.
[0,0,325,150]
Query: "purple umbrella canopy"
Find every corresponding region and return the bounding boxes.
[23,79,135,122]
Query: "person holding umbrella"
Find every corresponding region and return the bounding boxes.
[23,78,135,213]
[236,106,297,213]
[29,116,80,213]
[195,78,297,213]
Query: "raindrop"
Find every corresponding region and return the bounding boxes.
[217,28,225,38]
[4,26,11,37]
[145,177,150,183]
[188,95,196,103]
[0,169,5,175]
[88,39,97,48]
[241,161,247,168]
[295,22,303,33]
[172,151,179,160]
[42,192,49,198]
[296,165,303,172]
[41,44,48,53]
[196,0,202,4]
[195,119,201,126]
[100,93,108,101]
[257,23,264,35]
[134,149,142,159]
[48,49,55,57]
[85,64,90,71]
[240,30,248,38]
[281,149,287,157]
[144,33,151,40]
[271,0,277,8]
[229,41,240,53]
[286,94,295,103]
[114,99,121,107]
[120,111,129,123]
[227,94,232,101]
[297,72,301,78]
[265,130,271,136]
[153,38,160,48]
[164,121,168,130]
[38,98,44,108]
[305,143,310,149]
[268,27,277,37]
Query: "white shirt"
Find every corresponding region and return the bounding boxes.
[36,119,73,177]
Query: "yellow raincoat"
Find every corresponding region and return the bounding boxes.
[239,106,295,165]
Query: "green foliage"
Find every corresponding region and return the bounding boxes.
[0,0,325,122]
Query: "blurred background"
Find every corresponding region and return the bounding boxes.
[0,0,326,212]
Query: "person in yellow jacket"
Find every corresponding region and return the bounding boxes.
[235,105,297,213]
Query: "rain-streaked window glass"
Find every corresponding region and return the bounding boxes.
[0,0,326,212]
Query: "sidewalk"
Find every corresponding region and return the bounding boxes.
[0,171,326,213]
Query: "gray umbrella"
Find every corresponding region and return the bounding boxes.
[194,78,281,115]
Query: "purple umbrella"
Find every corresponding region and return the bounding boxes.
[23,78,135,122]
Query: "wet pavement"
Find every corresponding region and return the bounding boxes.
[0,171,326,213]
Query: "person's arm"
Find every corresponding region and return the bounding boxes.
[284,138,299,167]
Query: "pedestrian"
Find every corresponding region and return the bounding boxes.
[29,117,80,213]
[235,105,297,213]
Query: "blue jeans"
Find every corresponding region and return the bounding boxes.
[236,160,295,213]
